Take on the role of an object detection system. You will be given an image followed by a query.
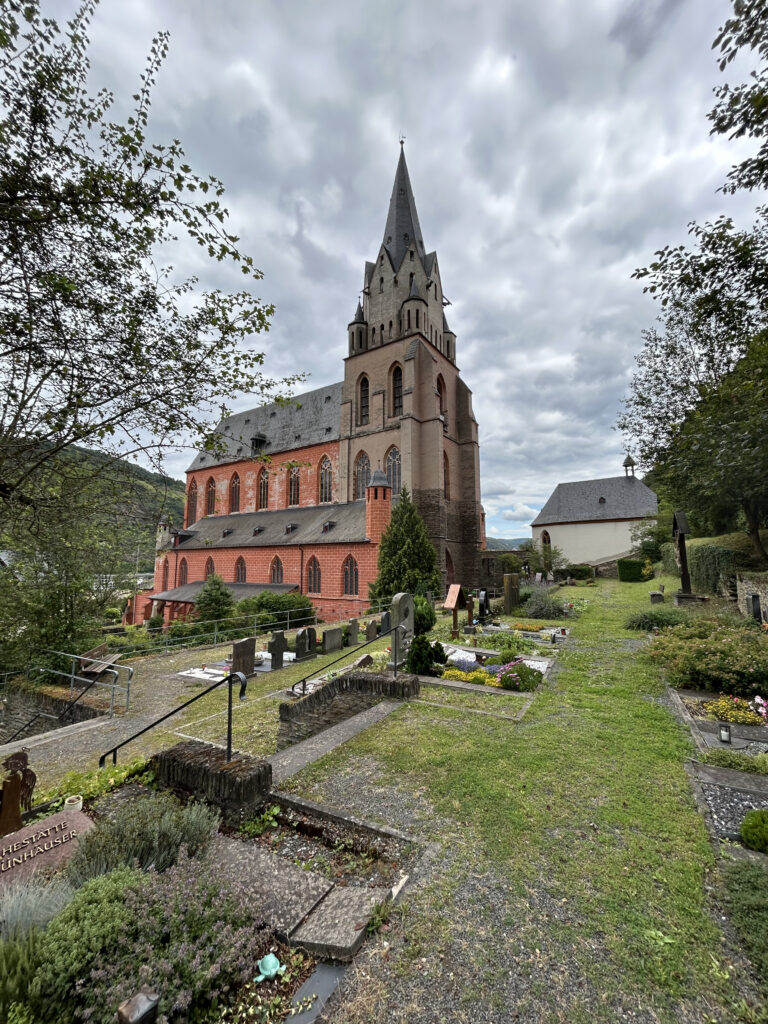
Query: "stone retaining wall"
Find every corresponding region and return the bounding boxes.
[0,688,104,743]
[736,573,768,624]
[277,672,419,750]
[151,740,272,817]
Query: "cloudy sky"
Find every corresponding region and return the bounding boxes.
[67,0,757,537]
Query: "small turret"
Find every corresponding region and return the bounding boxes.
[623,454,636,478]
[441,311,456,362]
[365,466,392,542]
[155,521,172,551]
[401,277,427,337]
[348,300,367,356]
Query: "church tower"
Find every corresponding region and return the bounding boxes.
[339,145,485,588]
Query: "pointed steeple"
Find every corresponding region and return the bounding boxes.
[382,145,426,271]
[408,277,421,299]
[352,300,365,323]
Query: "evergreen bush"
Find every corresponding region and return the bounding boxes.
[687,544,750,594]
[194,573,234,624]
[369,488,442,602]
[624,608,688,631]
[648,622,768,697]
[413,595,436,636]
[741,809,768,853]
[406,634,434,675]
[566,564,592,580]
[659,543,679,576]
[0,930,42,1022]
[617,559,644,582]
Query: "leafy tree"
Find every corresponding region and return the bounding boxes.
[0,1,300,518]
[518,539,567,575]
[499,552,522,575]
[193,574,233,624]
[369,488,442,602]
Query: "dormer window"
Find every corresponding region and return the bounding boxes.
[322,520,336,533]
[285,523,298,535]
[252,527,263,536]
[599,497,606,504]
[222,528,233,538]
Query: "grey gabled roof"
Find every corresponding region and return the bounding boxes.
[186,382,342,472]
[382,147,427,272]
[531,475,657,527]
[151,581,298,604]
[177,501,370,550]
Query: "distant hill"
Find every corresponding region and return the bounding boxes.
[485,537,528,550]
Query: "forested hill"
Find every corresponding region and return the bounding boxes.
[485,537,527,550]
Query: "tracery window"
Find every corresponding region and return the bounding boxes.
[288,465,300,506]
[353,451,370,500]
[229,473,240,513]
[187,480,197,526]
[235,556,246,583]
[178,559,188,586]
[343,555,358,596]
[386,447,401,494]
[359,376,369,426]
[392,365,403,416]
[206,477,216,516]
[205,556,215,578]
[319,456,332,503]
[258,469,269,510]
[271,556,283,584]
[443,452,450,500]
[307,557,321,594]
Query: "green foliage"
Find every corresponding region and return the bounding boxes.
[566,564,592,580]
[0,930,42,1021]
[36,757,150,805]
[702,695,765,726]
[0,879,74,941]
[499,553,522,575]
[239,804,280,838]
[496,661,542,692]
[370,488,442,603]
[65,792,219,887]
[617,559,644,582]
[624,607,689,631]
[413,595,436,636]
[701,750,768,775]
[406,634,435,676]
[687,544,750,594]
[147,613,165,633]
[723,862,768,995]
[431,641,448,665]
[648,621,768,697]
[6,1002,36,1024]
[232,592,315,630]
[524,589,565,620]
[660,543,679,576]
[740,809,768,854]
[194,573,235,624]
[518,539,568,575]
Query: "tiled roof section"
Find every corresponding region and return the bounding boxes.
[423,252,436,277]
[351,301,365,323]
[531,476,657,526]
[443,311,452,332]
[177,502,370,550]
[186,382,343,472]
[382,148,427,272]
[151,581,298,603]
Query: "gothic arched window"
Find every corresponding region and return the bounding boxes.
[443,452,450,500]
[353,451,370,500]
[205,556,215,579]
[229,472,240,513]
[436,375,446,414]
[386,447,401,494]
[206,477,216,516]
[161,557,169,591]
[541,530,551,548]
[186,480,197,526]
[258,469,269,510]
[359,376,369,426]
[235,556,246,583]
[343,555,358,596]
[270,556,283,585]
[319,456,332,503]
[288,465,300,506]
[391,365,403,416]
[307,557,321,594]
[178,558,188,587]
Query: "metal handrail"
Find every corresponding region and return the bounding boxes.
[3,667,118,745]
[98,671,248,768]
[290,623,406,698]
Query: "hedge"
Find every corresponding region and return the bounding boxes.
[566,564,592,580]
[617,558,644,582]
[660,542,678,577]
[688,544,749,595]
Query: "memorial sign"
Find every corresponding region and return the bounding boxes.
[0,808,94,887]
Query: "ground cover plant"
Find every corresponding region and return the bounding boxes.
[701,695,767,727]
[724,863,768,998]
[280,575,768,1021]
[740,809,768,854]
[625,607,690,631]
[648,620,768,697]
[702,750,768,775]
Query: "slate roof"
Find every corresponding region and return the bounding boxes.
[531,476,657,527]
[382,147,427,272]
[176,502,370,551]
[186,382,343,472]
[151,582,298,604]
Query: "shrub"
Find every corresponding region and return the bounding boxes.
[146,613,165,632]
[0,877,74,940]
[493,660,542,692]
[431,641,448,665]
[702,750,768,775]
[406,634,434,675]
[702,695,765,726]
[660,542,679,577]
[65,791,219,886]
[524,589,565,620]
[566,564,592,580]
[413,595,436,636]
[617,558,644,582]
[741,809,768,854]
[723,863,768,995]
[648,622,768,697]
[624,608,689,631]
[688,544,750,595]
[0,930,42,1022]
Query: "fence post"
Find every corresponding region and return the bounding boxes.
[287,609,291,631]
[214,620,218,645]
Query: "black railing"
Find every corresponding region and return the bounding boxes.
[3,667,118,745]
[98,672,247,768]
[290,623,405,697]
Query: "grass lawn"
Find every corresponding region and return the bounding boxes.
[280,577,767,1023]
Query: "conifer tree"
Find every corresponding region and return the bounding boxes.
[369,488,442,602]
[194,574,234,624]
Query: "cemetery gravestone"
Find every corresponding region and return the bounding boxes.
[268,631,288,671]
[534,572,542,584]
[323,627,343,653]
[503,573,519,615]
[380,610,392,635]
[477,590,490,625]
[466,596,474,626]
[391,593,414,638]
[365,620,378,642]
[231,637,256,678]
[0,807,94,887]
[295,626,317,661]
[348,618,359,645]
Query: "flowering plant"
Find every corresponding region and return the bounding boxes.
[702,694,766,726]
[749,695,767,723]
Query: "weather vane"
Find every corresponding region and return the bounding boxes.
[399,133,406,147]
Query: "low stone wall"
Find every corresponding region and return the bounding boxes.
[151,740,272,817]
[736,572,768,624]
[0,688,104,743]
[277,672,419,750]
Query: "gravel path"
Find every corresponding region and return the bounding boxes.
[700,782,768,839]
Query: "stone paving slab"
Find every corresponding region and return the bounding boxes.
[690,760,768,797]
[267,701,399,784]
[291,884,391,960]
[208,833,332,937]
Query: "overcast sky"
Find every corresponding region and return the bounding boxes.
[67,0,757,537]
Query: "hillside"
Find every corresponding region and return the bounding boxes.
[485,537,528,550]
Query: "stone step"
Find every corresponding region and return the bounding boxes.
[290,884,391,961]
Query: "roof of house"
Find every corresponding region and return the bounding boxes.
[174,501,371,551]
[531,475,657,527]
[151,581,298,604]
[186,381,343,473]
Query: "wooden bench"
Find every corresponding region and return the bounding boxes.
[79,643,122,677]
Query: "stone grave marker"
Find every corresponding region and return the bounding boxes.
[0,751,36,838]
[391,592,414,638]
[323,626,343,653]
[231,636,256,677]
[380,610,392,635]
[477,590,490,624]
[268,630,288,671]
[365,620,378,642]
[295,626,317,661]
[534,572,542,584]
[348,618,359,645]
[503,573,520,615]
[0,807,94,888]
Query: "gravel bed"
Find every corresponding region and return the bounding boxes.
[700,781,768,839]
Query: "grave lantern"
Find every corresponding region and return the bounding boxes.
[718,722,731,744]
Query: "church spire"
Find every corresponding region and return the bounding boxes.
[382,146,426,271]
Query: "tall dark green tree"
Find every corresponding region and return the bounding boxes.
[369,488,442,603]
[193,573,234,625]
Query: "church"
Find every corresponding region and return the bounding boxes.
[127,147,489,624]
